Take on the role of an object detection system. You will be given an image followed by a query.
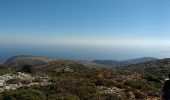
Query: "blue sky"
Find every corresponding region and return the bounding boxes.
[0,0,170,60]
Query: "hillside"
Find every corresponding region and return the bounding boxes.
[5,55,57,67]
[78,61,111,68]
[92,57,158,67]
[0,58,166,100]
[36,60,107,73]
[121,58,170,80]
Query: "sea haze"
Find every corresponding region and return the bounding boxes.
[0,42,166,61]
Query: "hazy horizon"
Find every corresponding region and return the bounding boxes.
[1,0,170,60]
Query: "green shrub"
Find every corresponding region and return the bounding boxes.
[114,82,128,89]
[47,93,80,100]
[95,79,114,87]
[0,66,15,75]
[100,93,123,100]
[124,81,143,89]
[1,88,46,100]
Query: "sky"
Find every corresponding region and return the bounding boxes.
[0,0,170,60]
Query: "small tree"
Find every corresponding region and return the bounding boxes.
[20,65,35,74]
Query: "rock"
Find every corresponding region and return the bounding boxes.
[0,88,4,92]
[0,80,4,86]
[128,91,135,99]
[4,86,10,90]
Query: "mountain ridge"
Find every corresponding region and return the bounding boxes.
[92,57,158,67]
[3,55,159,68]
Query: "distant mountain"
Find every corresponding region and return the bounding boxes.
[78,61,111,68]
[5,55,58,67]
[122,57,158,64]
[92,60,129,67]
[0,59,4,65]
[92,57,158,67]
[5,55,158,68]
